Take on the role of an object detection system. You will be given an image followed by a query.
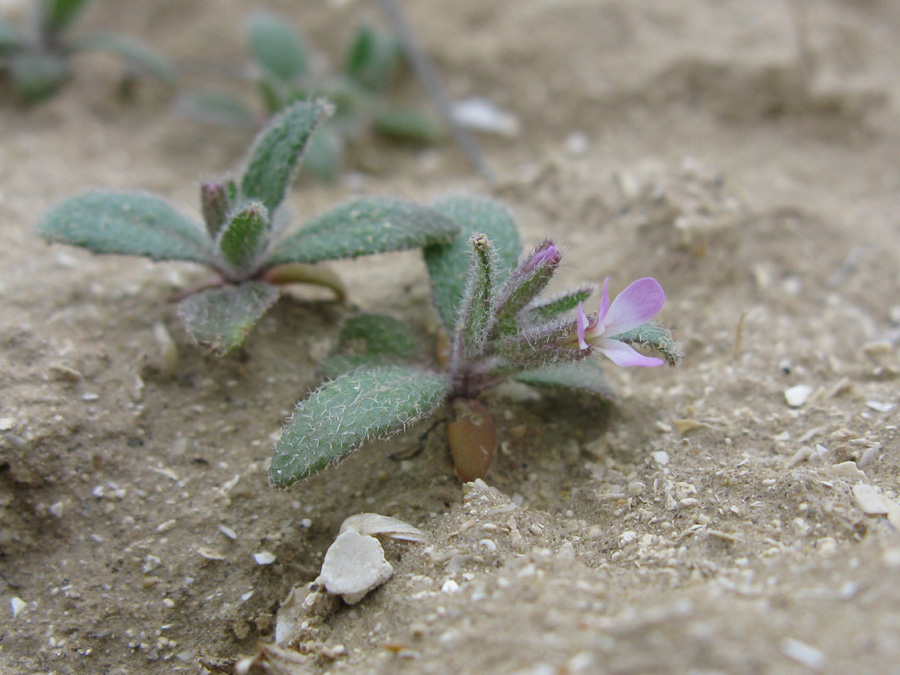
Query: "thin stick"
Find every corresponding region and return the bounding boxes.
[376,0,495,182]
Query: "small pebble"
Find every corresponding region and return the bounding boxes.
[651,451,669,466]
[49,502,65,519]
[785,385,813,408]
[0,418,15,431]
[318,529,393,604]
[865,400,895,413]
[441,579,460,593]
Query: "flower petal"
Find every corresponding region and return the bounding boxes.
[603,277,665,336]
[576,301,589,350]
[596,276,611,329]
[597,338,664,367]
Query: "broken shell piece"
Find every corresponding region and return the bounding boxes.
[340,513,426,543]
[852,484,890,516]
[317,529,394,605]
[785,385,813,408]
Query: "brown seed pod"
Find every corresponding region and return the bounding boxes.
[448,398,496,482]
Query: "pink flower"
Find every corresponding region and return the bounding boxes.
[576,277,665,367]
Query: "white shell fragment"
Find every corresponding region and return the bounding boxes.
[317,513,426,605]
[785,385,813,408]
[254,551,276,565]
[10,597,26,618]
[340,513,427,542]
[852,484,890,516]
[318,529,394,605]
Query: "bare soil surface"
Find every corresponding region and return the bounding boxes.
[4,1,900,673]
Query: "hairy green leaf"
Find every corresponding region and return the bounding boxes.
[457,235,497,358]
[515,361,615,401]
[247,12,308,83]
[177,281,280,356]
[268,197,460,265]
[240,100,331,215]
[36,191,211,262]
[73,33,176,82]
[424,196,522,331]
[320,313,423,378]
[524,284,595,321]
[10,51,70,102]
[216,202,269,272]
[269,366,449,487]
[374,107,443,143]
[609,323,682,367]
[41,0,91,34]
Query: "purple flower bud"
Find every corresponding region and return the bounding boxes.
[521,239,561,274]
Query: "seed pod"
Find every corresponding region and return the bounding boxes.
[448,398,496,482]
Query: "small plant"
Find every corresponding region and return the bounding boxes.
[178,11,441,182]
[0,0,175,103]
[269,196,681,488]
[36,100,461,355]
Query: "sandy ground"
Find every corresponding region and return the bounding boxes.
[4,0,900,673]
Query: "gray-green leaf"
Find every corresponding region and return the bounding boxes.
[320,313,423,378]
[374,107,443,144]
[424,196,522,331]
[216,202,269,272]
[269,366,450,488]
[300,125,344,183]
[247,12,308,83]
[240,100,331,215]
[515,361,615,401]
[268,197,460,265]
[36,191,211,262]
[10,51,70,102]
[177,282,280,356]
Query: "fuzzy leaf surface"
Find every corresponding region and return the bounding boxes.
[177,282,280,356]
[320,313,423,378]
[216,202,268,272]
[609,323,682,367]
[268,197,459,265]
[424,196,522,331]
[524,284,595,321]
[240,100,330,215]
[36,191,211,262]
[247,12,308,82]
[73,33,176,82]
[269,366,449,487]
[515,361,615,400]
